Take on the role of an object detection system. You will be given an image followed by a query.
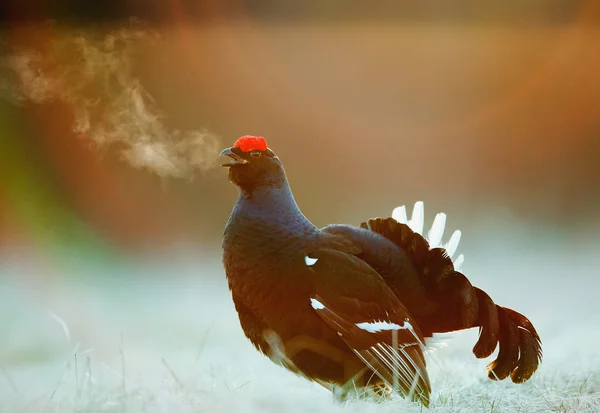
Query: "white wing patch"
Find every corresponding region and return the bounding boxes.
[356,318,414,333]
[392,201,465,268]
[309,298,325,310]
[305,256,319,266]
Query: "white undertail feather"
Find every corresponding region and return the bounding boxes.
[427,213,446,248]
[454,254,465,272]
[392,205,408,224]
[444,230,462,259]
[407,201,424,235]
[392,201,465,269]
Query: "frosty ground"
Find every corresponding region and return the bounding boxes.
[1,224,599,413]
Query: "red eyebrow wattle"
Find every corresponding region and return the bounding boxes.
[233,136,268,152]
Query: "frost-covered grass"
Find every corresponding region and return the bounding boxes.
[2,230,599,413]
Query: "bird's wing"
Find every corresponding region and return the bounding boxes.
[306,248,431,405]
[320,223,440,318]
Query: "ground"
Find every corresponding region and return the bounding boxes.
[1,225,599,413]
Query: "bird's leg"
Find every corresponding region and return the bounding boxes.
[356,377,393,402]
[331,362,370,403]
[331,383,353,403]
[342,359,393,402]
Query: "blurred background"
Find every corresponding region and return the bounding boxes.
[1,1,599,411]
[1,0,599,260]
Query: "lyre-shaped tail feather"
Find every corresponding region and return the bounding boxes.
[361,202,542,384]
[361,216,478,329]
[489,306,542,383]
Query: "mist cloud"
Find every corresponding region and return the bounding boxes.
[0,26,220,178]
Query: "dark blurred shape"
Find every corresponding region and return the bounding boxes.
[1,2,599,256]
[0,0,592,24]
[1,0,129,23]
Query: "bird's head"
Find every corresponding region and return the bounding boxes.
[220,136,286,191]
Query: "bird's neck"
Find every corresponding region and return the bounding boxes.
[230,182,317,236]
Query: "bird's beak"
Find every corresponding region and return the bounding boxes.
[220,147,248,167]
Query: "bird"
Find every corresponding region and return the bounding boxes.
[220,135,542,406]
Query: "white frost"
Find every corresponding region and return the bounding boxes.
[49,311,71,344]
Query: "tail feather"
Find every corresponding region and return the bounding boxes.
[392,205,408,224]
[453,254,465,272]
[444,230,462,258]
[502,307,543,383]
[407,201,424,235]
[360,217,455,288]
[472,288,500,358]
[361,216,476,330]
[361,201,542,384]
[427,213,447,248]
[487,308,520,380]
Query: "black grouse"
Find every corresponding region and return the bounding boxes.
[221,136,542,406]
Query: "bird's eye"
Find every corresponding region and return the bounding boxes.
[250,150,261,158]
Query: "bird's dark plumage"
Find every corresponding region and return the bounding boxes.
[220,136,542,406]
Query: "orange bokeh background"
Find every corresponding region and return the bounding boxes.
[1,3,599,259]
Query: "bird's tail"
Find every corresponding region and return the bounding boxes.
[360,202,479,329]
[360,201,542,384]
